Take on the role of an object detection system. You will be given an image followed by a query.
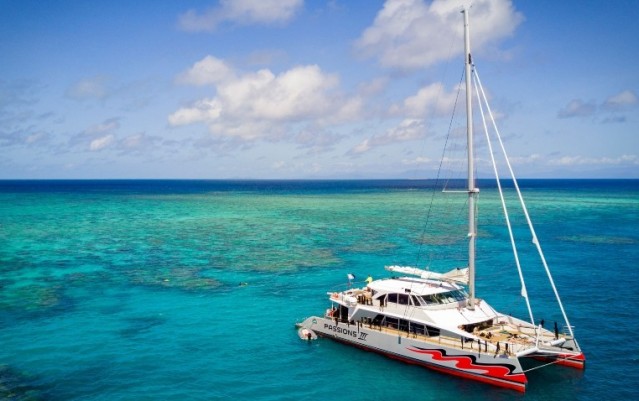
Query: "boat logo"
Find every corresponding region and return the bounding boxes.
[324,323,365,341]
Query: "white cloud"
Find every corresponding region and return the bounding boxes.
[67,118,120,152]
[355,0,523,70]
[602,90,638,111]
[89,134,115,151]
[178,0,303,32]
[350,118,426,155]
[351,81,460,156]
[169,58,360,142]
[169,98,222,126]
[390,82,459,117]
[223,66,337,121]
[176,56,234,85]
[402,156,432,165]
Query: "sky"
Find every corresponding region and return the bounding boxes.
[1,0,638,179]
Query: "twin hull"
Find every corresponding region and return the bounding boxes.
[300,316,528,392]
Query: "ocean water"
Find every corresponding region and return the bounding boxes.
[0,179,637,400]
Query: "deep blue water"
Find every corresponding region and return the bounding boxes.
[0,179,637,400]
[2,178,636,193]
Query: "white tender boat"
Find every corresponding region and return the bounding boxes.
[296,8,585,392]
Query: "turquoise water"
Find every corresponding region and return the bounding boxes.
[1,179,637,400]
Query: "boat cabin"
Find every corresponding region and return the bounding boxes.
[368,276,469,309]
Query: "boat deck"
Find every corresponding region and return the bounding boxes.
[349,314,567,357]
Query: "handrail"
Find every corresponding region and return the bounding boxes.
[364,321,536,357]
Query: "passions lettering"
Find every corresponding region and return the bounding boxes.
[324,323,367,341]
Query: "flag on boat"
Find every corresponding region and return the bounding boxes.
[347,273,355,281]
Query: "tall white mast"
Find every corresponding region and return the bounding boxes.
[463,8,477,309]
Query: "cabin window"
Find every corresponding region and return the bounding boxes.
[419,289,468,305]
[385,317,398,329]
[426,325,440,336]
[409,322,425,335]
[419,294,438,304]
[379,317,440,337]
[385,317,409,332]
[448,289,468,301]
[386,293,411,305]
[398,319,409,332]
[408,322,439,337]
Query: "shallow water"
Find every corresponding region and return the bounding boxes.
[0,179,637,400]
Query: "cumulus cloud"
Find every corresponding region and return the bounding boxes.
[178,0,303,32]
[355,0,523,70]
[66,118,163,155]
[69,118,120,152]
[350,118,426,155]
[602,90,638,111]
[169,57,361,143]
[350,81,460,156]
[176,56,235,85]
[390,82,460,117]
[89,134,115,151]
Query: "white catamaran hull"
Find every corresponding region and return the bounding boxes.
[298,316,528,391]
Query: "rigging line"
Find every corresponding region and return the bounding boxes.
[473,67,576,340]
[442,70,468,192]
[521,357,571,373]
[413,65,466,269]
[472,71,536,329]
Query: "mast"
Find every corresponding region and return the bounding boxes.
[462,8,477,309]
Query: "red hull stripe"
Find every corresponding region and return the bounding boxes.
[389,351,527,392]
[321,333,527,392]
[407,346,527,385]
[532,352,586,369]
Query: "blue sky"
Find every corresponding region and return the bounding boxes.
[1,0,637,179]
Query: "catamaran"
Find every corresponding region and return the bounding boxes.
[296,9,585,392]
